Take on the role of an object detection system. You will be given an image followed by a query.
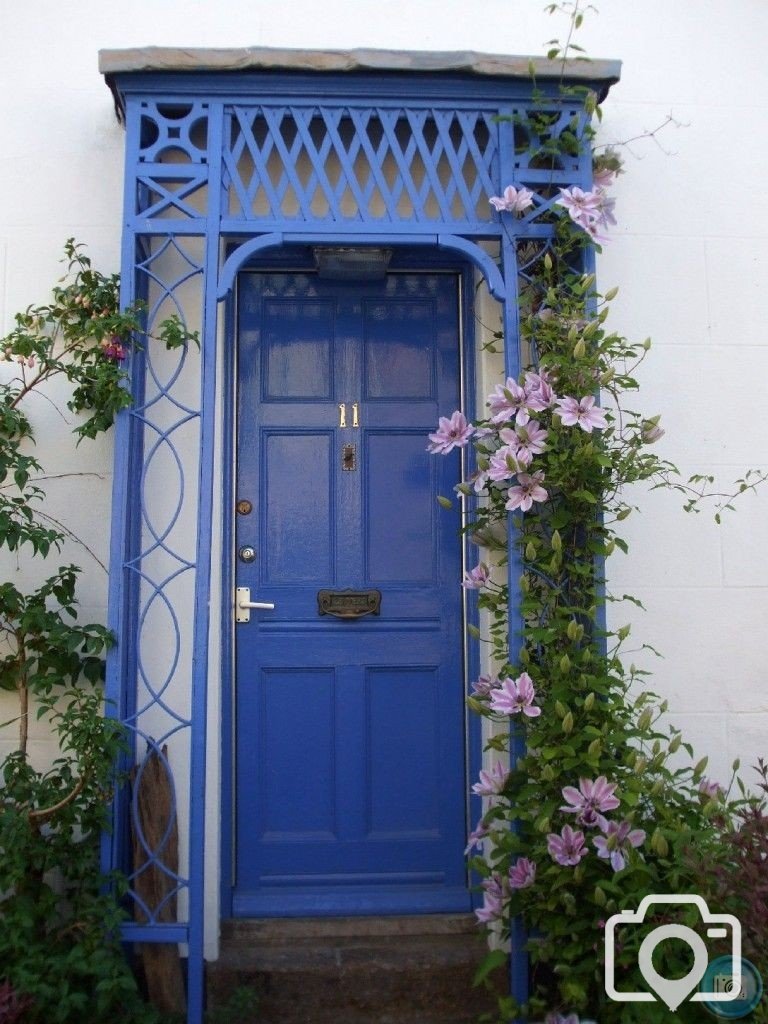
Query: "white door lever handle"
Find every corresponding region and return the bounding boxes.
[235,587,275,622]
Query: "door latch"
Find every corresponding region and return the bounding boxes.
[235,587,275,623]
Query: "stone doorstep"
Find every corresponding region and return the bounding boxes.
[220,913,479,943]
[207,914,503,1023]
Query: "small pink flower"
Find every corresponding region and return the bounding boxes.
[593,167,616,189]
[593,820,646,872]
[101,336,127,361]
[556,185,614,243]
[487,378,531,426]
[524,370,556,410]
[489,672,541,718]
[545,1013,580,1024]
[509,857,537,890]
[462,563,490,590]
[699,778,724,800]
[471,674,501,697]
[561,776,620,830]
[488,445,523,481]
[547,825,588,866]
[489,184,535,215]
[465,818,489,854]
[556,186,602,225]
[468,468,490,494]
[472,761,509,797]
[427,410,474,454]
[556,395,608,433]
[509,420,548,462]
[505,471,548,512]
[475,873,505,923]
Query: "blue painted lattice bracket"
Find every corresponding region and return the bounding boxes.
[104,68,598,1024]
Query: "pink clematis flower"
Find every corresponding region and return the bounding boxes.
[509,420,548,463]
[561,776,620,830]
[556,396,608,433]
[427,410,475,454]
[593,167,617,190]
[595,190,617,228]
[475,874,505,923]
[699,778,724,800]
[468,468,490,494]
[471,673,501,696]
[487,378,532,426]
[545,1013,580,1024]
[488,445,523,481]
[547,825,588,866]
[505,471,548,512]
[472,761,509,797]
[489,672,542,718]
[556,184,616,243]
[462,563,490,590]
[489,185,535,215]
[465,818,490,854]
[593,820,646,872]
[556,186,602,227]
[524,370,556,410]
[509,857,537,890]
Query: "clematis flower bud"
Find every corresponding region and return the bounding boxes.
[641,417,665,444]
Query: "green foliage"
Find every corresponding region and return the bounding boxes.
[0,566,112,695]
[0,240,197,1021]
[205,987,260,1024]
[0,690,158,1023]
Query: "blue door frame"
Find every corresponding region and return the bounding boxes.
[219,248,484,918]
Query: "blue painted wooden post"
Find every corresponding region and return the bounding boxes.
[497,104,530,1020]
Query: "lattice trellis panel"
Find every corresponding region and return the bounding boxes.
[223,105,499,225]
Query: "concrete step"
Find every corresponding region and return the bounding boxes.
[207,915,503,1024]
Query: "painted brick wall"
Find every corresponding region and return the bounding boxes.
[1,0,766,949]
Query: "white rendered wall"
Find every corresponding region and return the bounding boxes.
[1,0,766,955]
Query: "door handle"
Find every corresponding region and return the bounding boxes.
[235,586,275,623]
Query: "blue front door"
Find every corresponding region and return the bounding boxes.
[233,269,469,916]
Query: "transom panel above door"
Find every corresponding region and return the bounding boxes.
[233,269,469,916]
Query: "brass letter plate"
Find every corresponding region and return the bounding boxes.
[317,589,382,619]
